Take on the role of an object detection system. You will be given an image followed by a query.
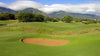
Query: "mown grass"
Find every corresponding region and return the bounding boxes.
[0,20,100,56]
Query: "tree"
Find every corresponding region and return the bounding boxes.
[55,18,60,22]
[9,13,15,20]
[0,12,15,20]
[47,17,54,22]
[0,14,4,20]
[44,17,57,22]
[62,16,73,23]
[52,18,58,22]
[17,12,34,22]
[74,18,82,22]
[87,20,97,24]
[35,14,44,22]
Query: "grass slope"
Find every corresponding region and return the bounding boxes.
[0,20,100,56]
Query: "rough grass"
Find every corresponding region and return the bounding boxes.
[1,21,100,36]
[0,20,100,56]
[0,20,17,25]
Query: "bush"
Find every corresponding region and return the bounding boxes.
[0,12,15,20]
[17,12,34,22]
[35,14,44,22]
[62,16,73,23]
[74,18,82,22]
[17,12,45,22]
[87,20,97,24]
[44,17,55,22]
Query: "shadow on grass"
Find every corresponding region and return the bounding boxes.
[0,24,6,26]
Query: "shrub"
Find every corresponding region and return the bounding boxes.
[74,18,82,22]
[17,12,34,22]
[0,12,15,20]
[44,17,55,22]
[62,16,73,23]
[87,20,97,24]
[17,12,45,22]
[34,14,44,22]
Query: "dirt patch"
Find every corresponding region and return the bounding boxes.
[22,38,69,46]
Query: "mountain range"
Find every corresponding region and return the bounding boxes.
[49,11,100,20]
[0,7,100,20]
[0,7,17,14]
[20,8,54,18]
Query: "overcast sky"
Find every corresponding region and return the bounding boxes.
[0,0,100,15]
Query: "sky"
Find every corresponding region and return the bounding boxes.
[0,0,100,15]
[0,0,99,5]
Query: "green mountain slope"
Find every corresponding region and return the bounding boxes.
[0,7,17,14]
[49,11,70,18]
[0,6,100,20]
[49,11,100,19]
[20,8,54,18]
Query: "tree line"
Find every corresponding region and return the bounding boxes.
[0,12,15,20]
[0,12,99,24]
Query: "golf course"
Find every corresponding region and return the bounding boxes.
[0,20,100,56]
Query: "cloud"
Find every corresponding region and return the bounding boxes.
[0,2,7,7]
[39,3,96,14]
[94,3,100,15]
[7,1,43,11]
[0,0,100,15]
[39,3,100,15]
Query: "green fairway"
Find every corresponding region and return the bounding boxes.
[0,20,100,56]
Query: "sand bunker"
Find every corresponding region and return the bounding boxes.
[22,38,69,46]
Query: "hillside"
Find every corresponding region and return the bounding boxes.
[0,7,100,20]
[49,11,100,19]
[20,8,55,18]
[49,11,70,18]
[69,13,100,20]
[0,7,17,14]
